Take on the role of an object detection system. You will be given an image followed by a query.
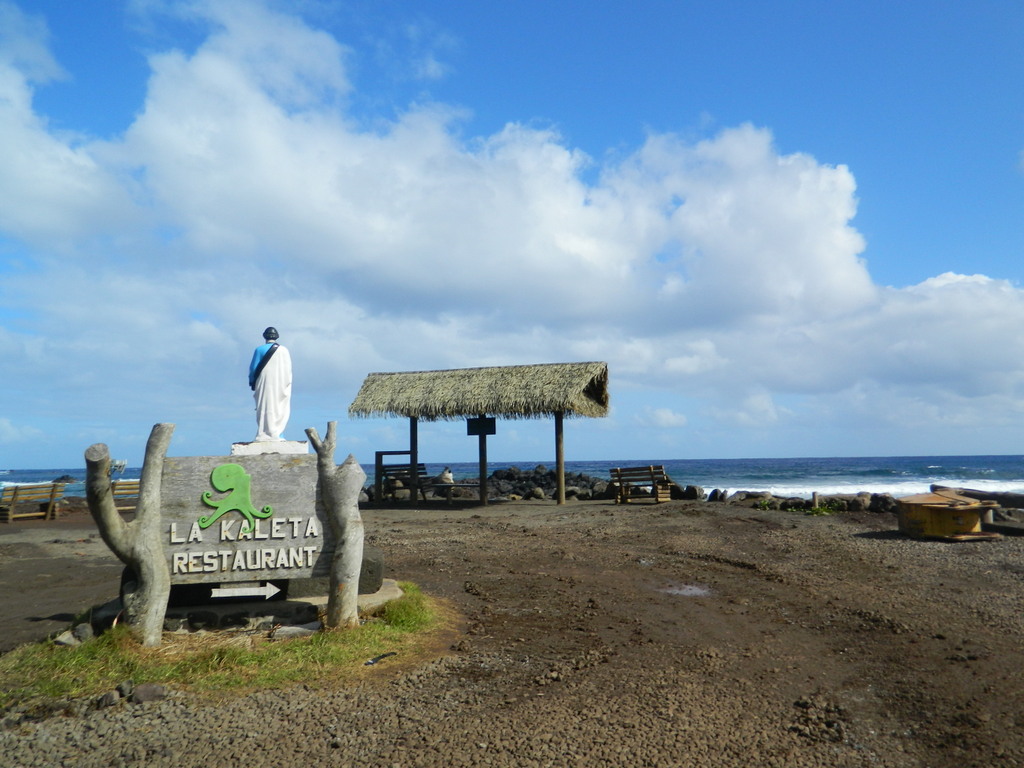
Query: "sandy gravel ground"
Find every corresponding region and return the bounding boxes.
[1,498,1023,767]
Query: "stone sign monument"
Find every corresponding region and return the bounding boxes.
[87,422,364,646]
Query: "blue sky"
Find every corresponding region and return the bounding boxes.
[2,0,1024,469]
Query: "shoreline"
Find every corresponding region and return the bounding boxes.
[6,453,1024,505]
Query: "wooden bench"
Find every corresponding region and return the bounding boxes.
[389,466,484,505]
[112,479,140,513]
[611,465,673,504]
[0,482,66,522]
[372,452,481,505]
[378,463,430,503]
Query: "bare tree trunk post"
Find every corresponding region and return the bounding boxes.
[306,422,366,630]
[85,422,174,647]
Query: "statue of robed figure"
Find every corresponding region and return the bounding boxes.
[249,326,292,441]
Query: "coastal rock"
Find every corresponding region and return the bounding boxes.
[52,630,80,647]
[96,690,121,709]
[128,683,167,704]
[679,485,706,501]
[727,491,771,506]
[270,623,319,641]
[704,491,902,516]
[852,492,873,511]
[932,485,1024,511]
[869,493,898,514]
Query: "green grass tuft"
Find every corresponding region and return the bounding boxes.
[375,581,434,631]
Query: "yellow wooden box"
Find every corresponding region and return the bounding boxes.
[896,491,997,541]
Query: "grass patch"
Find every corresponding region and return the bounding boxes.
[803,506,837,517]
[803,498,844,516]
[0,581,449,711]
[779,498,844,517]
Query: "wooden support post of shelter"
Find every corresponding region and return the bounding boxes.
[555,410,565,505]
[349,362,609,505]
[409,416,419,501]
[477,414,489,506]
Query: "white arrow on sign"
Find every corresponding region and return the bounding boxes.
[210,581,281,600]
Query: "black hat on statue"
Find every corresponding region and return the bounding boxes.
[263,327,279,341]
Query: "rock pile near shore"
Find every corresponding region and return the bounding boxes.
[487,465,609,500]
[718,489,900,514]
[368,465,613,502]
[370,465,904,511]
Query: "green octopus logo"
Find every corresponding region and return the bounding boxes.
[199,463,273,533]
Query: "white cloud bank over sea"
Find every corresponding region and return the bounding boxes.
[2,0,1023,467]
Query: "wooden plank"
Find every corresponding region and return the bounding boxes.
[112,479,141,512]
[612,466,668,480]
[381,463,428,478]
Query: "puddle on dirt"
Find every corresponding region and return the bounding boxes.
[658,583,712,598]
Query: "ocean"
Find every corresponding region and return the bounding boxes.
[4,455,1024,500]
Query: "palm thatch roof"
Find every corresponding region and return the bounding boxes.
[349,362,609,421]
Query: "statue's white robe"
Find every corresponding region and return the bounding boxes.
[253,345,292,441]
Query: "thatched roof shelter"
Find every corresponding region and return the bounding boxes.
[348,362,609,421]
[348,362,609,505]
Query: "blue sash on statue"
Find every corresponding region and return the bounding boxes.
[250,343,279,391]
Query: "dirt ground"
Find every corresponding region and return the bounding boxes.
[2,497,1024,767]
[0,516,123,653]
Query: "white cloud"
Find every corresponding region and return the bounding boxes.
[0,1,63,82]
[605,124,876,324]
[712,392,789,428]
[0,417,42,444]
[3,0,1024,464]
[665,340,725,376]
[638,408,689,428]
[0,3,137,249]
